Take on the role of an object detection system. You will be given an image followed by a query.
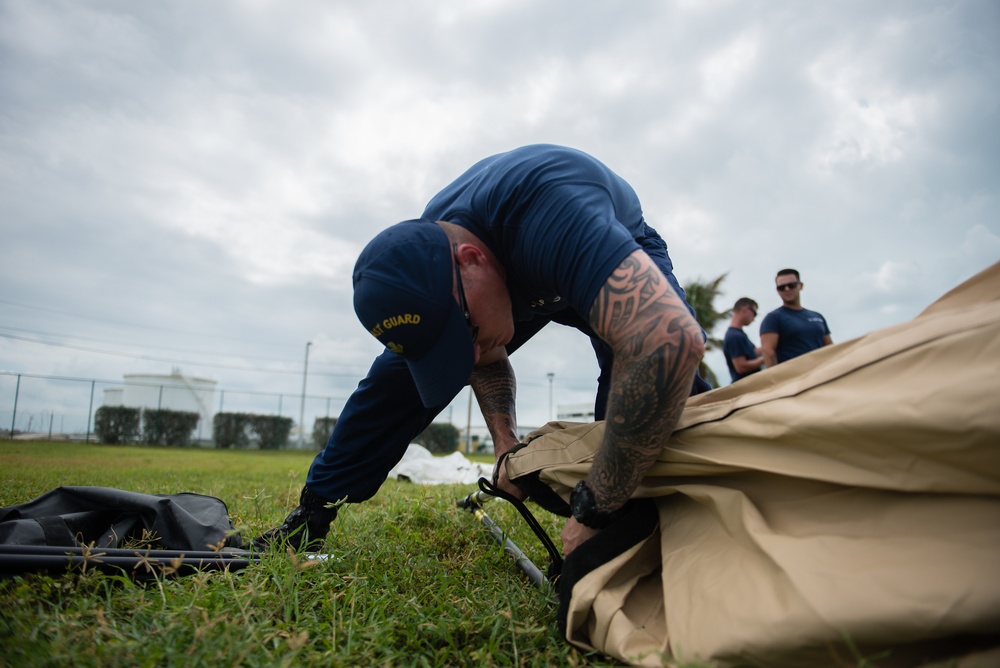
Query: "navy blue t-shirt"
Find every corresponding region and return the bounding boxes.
[723,327,759,382]
[307,145,692,503]
[759,306,831,363]
[421,144,652,322]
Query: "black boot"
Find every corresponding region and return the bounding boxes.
[252,486,338,552]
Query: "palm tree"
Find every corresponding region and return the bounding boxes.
[682,272,730,389]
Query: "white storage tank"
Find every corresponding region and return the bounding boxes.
[102,369,217,443]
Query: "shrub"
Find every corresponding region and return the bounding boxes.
[142,409,200,446]
[312,417,337,449]
[250,415,293,450]
[413,422,460,454]
[213,412,252,449]
[94,406,142,445]
[213,413,293,449]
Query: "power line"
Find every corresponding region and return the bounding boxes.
[0,325,299,365]
[0,370,351,401]
[0,297,301,348]
[0,332,365,378]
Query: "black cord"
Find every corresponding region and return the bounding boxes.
[477,477,563,578]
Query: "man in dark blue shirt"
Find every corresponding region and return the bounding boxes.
[723,297,764,382]
[255,145,707,556]
[760,269,833,366]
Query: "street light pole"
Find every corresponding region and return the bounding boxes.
[298,341,312,448]
[465,387,473,454]
[547,372,554,422]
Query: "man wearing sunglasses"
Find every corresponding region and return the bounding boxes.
[759,269,833,368]
[254,144,709,556]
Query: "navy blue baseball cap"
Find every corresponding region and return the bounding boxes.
[353,219,474,407]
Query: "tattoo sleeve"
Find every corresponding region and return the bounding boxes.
[469,355,519,454]
[587,250,704,512]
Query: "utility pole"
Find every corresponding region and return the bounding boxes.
[547,372,555,422]
[298,341,312,448]
[465,387,473,454]
[448,404,455,452]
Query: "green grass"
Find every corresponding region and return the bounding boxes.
[0,441,653,667]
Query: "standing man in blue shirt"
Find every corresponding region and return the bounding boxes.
[723,297,764,382]
[759,269,833,367]
[254,145,708,556]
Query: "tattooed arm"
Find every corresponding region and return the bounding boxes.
[470,347,526,500]
[561,249,704,554]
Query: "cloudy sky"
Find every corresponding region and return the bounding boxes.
[1,0,998,441]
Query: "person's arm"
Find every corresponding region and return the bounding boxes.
[760,332,779,368]
[469,347,525,500]
[822,334,833,347]
[562,249,704,555]
[732,354,765,374]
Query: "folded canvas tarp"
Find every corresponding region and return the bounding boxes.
[505,261,1000,667]
[0,486,243,551]
[0,486,248,577]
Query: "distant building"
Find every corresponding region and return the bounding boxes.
[455,424,542,455]
[103,369,217,442]
[557,402,595,422]
[449,402,596,455]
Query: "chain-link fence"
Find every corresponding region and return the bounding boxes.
[0,371,350,449]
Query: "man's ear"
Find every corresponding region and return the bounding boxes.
[455,242,486,268]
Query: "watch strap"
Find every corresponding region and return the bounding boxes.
[570,480,626,529]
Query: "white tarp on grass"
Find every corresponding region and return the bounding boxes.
[387,444,492,485]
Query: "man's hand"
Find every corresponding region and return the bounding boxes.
[561,516,600,557]
[495,456,527,501]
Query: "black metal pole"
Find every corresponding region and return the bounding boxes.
[0,544,333,578]
[10,374,20,438]
[457,491,551,591]
[0,544,253,559]
[85,380,95,443]
[0,544,260,578]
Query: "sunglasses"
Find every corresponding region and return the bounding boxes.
[776,282,800,292]
[453,244,479,344]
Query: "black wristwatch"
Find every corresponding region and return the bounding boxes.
[570,480,626,529]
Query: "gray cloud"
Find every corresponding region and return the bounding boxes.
[2,0,997,435]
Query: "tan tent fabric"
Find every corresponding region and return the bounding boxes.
[506,261,1000,667]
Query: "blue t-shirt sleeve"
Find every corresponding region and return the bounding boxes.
[723,329,755,360]
[511,183,639,317]
[760,311,780,335]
